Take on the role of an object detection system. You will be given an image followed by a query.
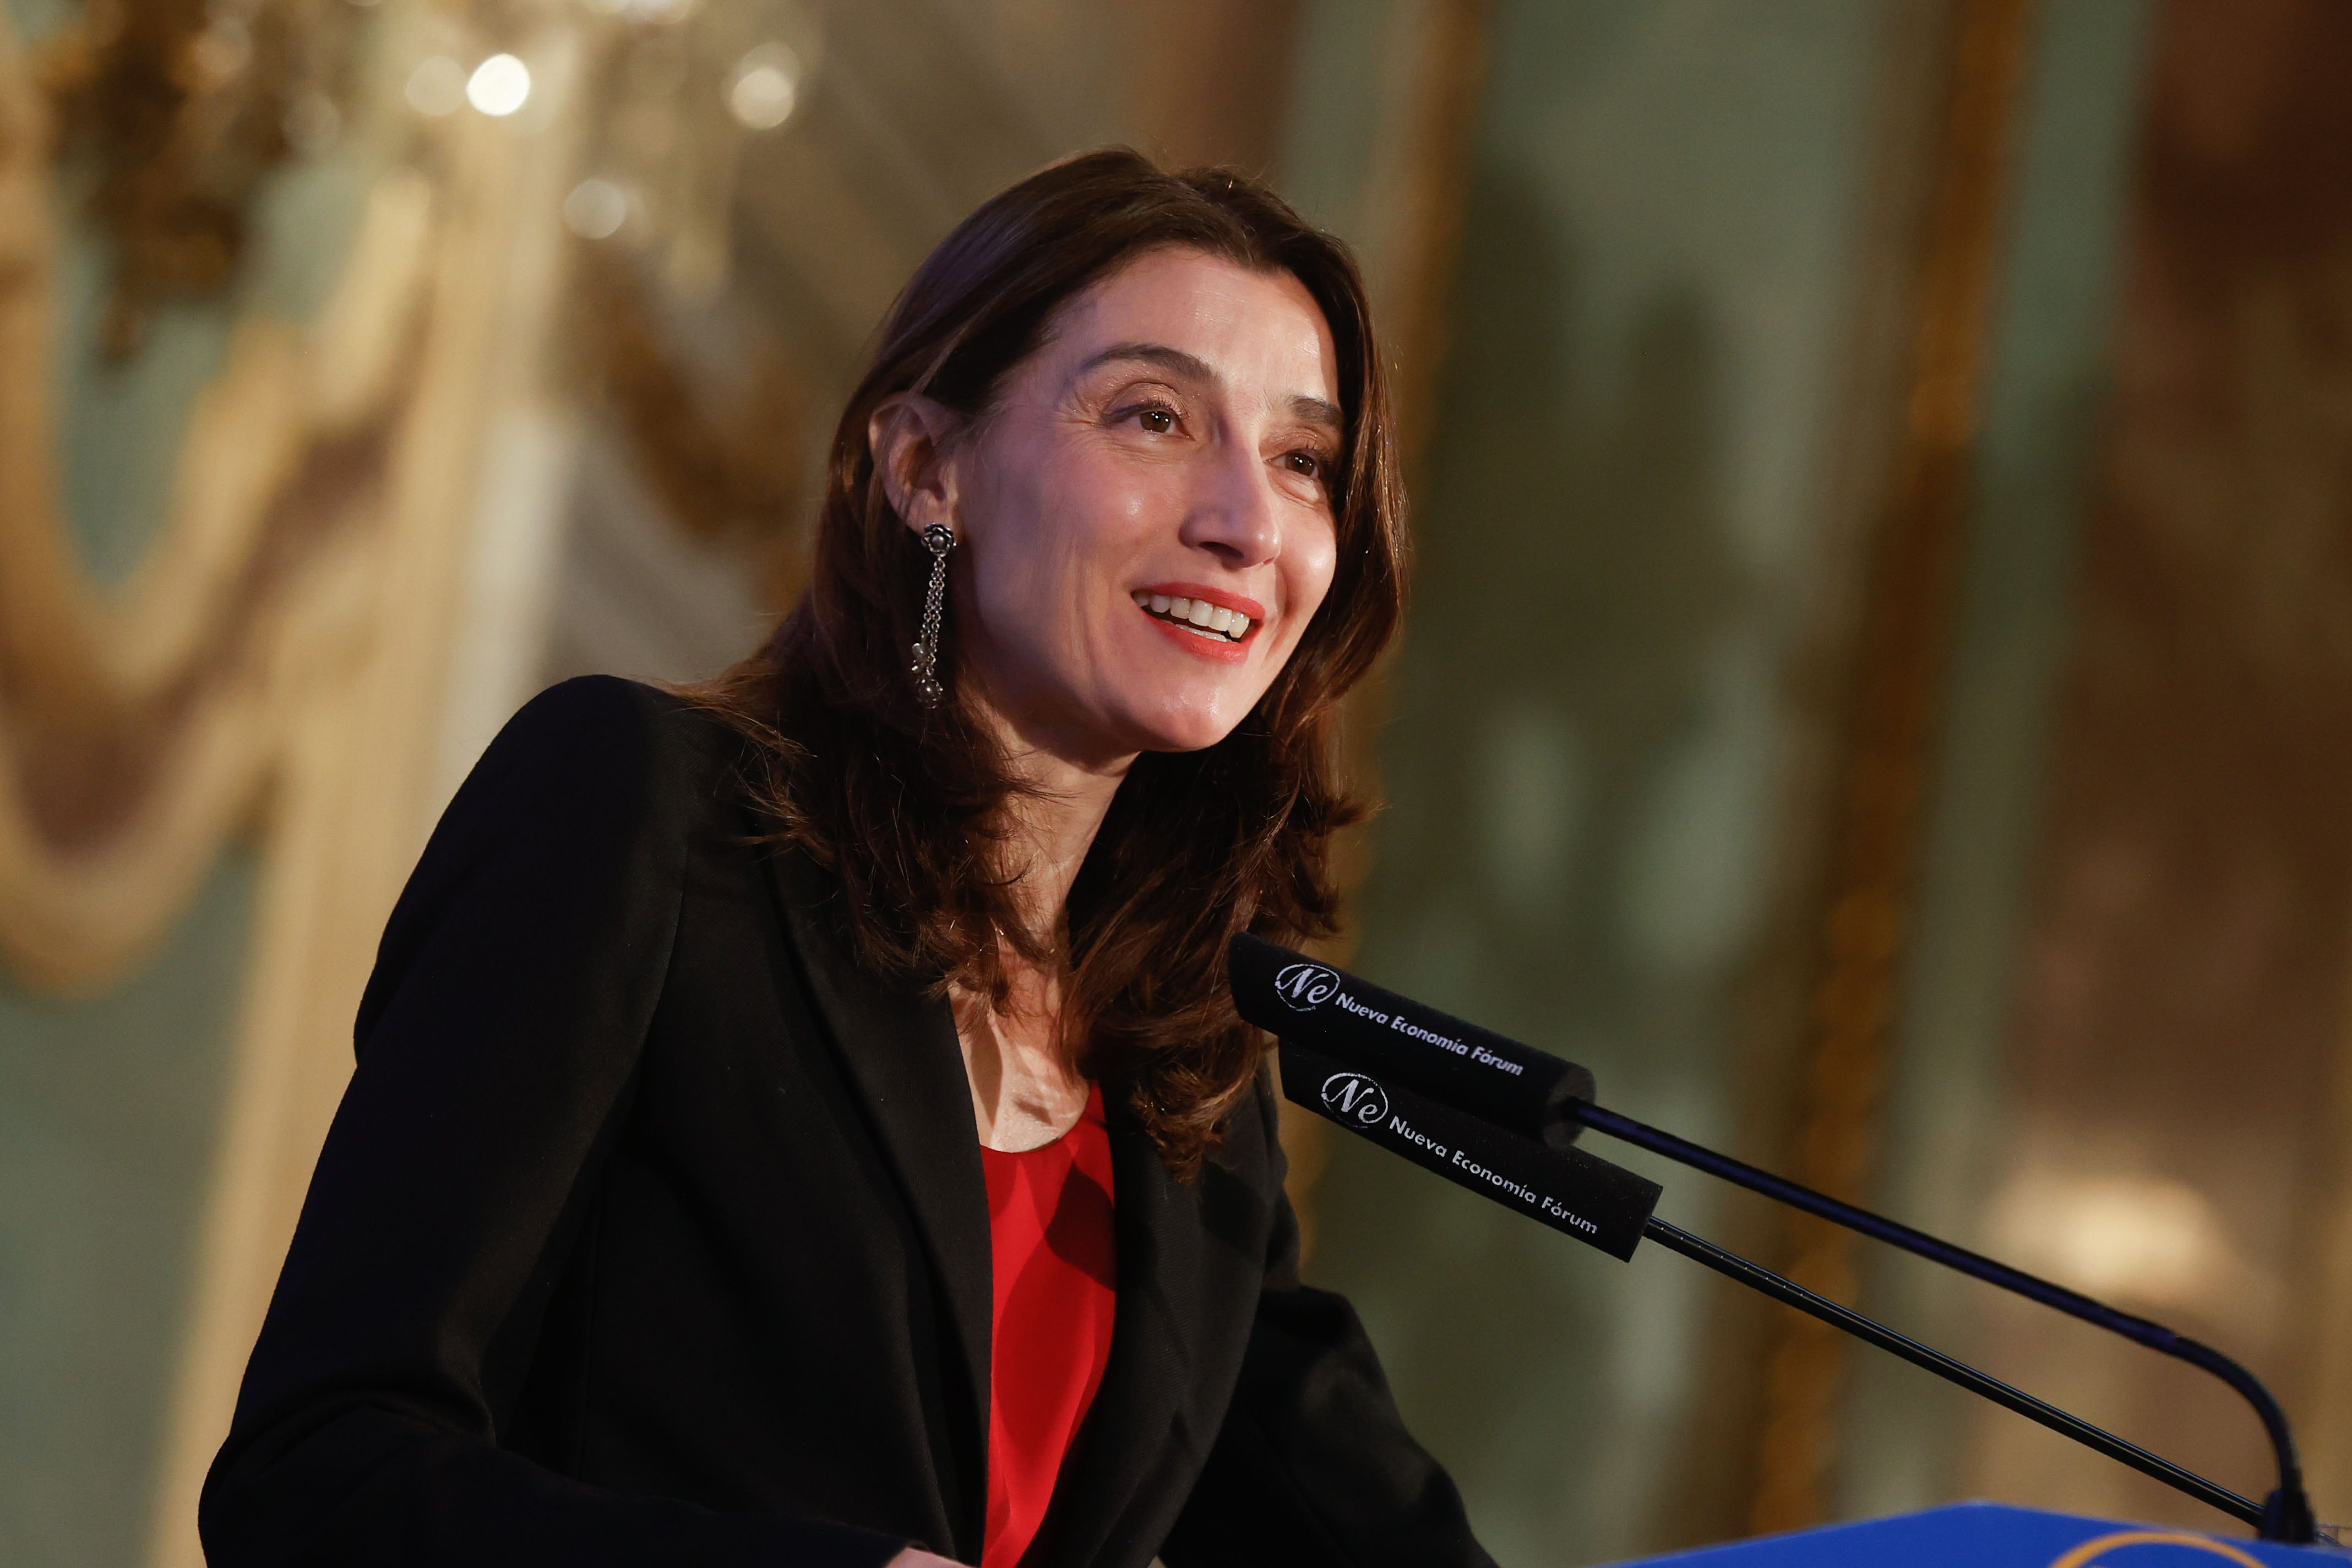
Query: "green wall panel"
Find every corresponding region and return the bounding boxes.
[0,853,255,1567]
[1294,3,1883,1562]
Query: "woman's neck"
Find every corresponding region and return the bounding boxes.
[952,690,1133,1151]
[978,693,1134,946]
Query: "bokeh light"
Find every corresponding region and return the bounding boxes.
[465,53,532,118]
[726,45,801,132]
[562,178,632,241]
[403,56,465,117]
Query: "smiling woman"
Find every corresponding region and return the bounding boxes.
[703,154,1403,1181]
[196,150,1490,1568]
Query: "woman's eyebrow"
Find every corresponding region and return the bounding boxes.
[1289,394,1343,436]
[1078,341,1215,383]
[1080,342,1342,434]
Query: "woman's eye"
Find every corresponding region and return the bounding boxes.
[1283,450,1324,478]
[1134,406,1176,434]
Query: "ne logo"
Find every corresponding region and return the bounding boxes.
[1320,1071,1390,1128]
[1273,961,1342,1011]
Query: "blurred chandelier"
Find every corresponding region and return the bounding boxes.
[39,0,374,356]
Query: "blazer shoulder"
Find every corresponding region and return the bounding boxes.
[489,673,737,786]
[357,678,748,1048]
[437,677,752,847]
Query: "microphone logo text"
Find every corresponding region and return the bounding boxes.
[1273,961,1342,1011]
[1319,1071,1390,1127]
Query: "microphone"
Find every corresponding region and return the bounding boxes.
[1229,932,1592,1148]
[1228,932,2322,1545]
[1277,1037,1659,1261]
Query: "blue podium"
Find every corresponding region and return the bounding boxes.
[1607,1503,2347,1566]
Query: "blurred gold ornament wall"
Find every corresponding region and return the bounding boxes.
[1,0,603,1558]
[13,2,2350,1565]
[0,2,1487,1562]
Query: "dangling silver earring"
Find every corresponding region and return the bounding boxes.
[908,522,956,709]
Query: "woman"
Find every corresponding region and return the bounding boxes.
[202,149,1494,1568]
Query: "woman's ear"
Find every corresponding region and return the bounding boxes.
[868,394,967,538]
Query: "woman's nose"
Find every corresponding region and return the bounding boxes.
[1177,443,1282,569]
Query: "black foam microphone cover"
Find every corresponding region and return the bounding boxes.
[1229,932,1596,1148]
[1278,1039,1657,1260]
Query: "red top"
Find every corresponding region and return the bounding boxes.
[978,1085,1118,1568]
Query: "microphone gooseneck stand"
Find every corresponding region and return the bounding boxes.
[1227,933,2322,1547]
[1634,1216,2268,1529]
[1579,1103,2316,1543]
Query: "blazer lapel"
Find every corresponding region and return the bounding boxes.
[1025,1090,1203,1568]
[764,846,993,1548]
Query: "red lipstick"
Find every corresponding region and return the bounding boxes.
[1131,581,1264,664]
[1138,582,1267,621]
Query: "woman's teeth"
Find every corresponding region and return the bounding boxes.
[1133,591,1251,641]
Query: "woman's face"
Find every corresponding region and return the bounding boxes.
[899,247,1344,767]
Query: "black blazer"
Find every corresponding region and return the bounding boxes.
[200,677,1492,1568]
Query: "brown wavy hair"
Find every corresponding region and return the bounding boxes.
[696,148,1405,1175]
